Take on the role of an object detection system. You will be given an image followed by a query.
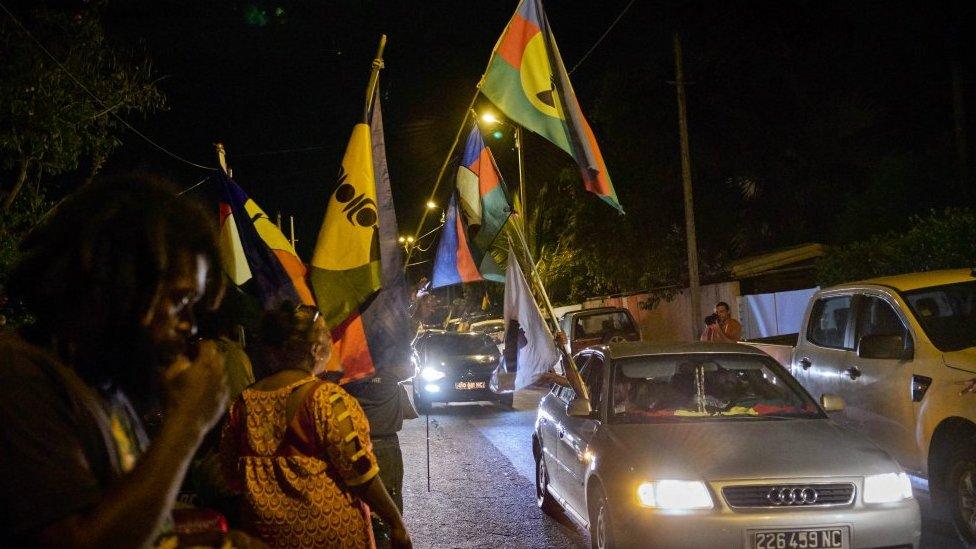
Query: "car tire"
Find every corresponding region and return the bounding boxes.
[947,446,976,547]
[535,449,561,516]
[413,390,432,415]
[497,393,514,408]
[589,485,615,549]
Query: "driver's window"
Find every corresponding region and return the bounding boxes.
[856,296,909,345]
[559,355,590,403]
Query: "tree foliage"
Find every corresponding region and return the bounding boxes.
[0,4,166,210]
[816,208,976,287]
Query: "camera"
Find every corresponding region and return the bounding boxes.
[704,314,719,326]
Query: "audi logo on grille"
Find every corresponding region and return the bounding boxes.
[766,486,819,505]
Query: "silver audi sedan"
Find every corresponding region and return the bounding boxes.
[533,342,920,549]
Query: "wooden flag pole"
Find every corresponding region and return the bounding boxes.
[364,35,387,120]
[509,218,590,406]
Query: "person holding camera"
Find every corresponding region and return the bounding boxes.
[699,301,742,342]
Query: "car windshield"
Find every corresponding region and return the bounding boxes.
[426,333,499,356]
[610,354,822,423]
[901,281,976,352]
[576,311,635,337]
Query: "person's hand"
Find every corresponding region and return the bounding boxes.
[535,371,571,388]
[554,331,568,348]
[162,340,228,436]
[390,524,412,549]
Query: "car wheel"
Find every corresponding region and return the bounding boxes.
[589,485,615,549]
[497,393,514,408]
[948,447,976,546]
[413,390,432,415]
[535,449,560,516]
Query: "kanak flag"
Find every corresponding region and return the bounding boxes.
[480,0,622,213]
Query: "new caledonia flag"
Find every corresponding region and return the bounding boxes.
[480,0,623,213]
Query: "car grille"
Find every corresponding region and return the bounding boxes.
[723,483,856,509]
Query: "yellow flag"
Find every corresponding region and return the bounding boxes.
[310,123,382,328]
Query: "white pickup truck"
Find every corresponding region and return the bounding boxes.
[745,269,976,545]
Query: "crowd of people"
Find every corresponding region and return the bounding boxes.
[0,174,411,548]
[0,170,748,548]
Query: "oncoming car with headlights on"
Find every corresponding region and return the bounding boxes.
[533,342,920,549]
[410,329,508,414]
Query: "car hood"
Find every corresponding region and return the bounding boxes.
[604,419,899,480]
[943,347,976,375]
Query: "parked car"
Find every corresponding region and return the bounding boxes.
[534,342,920,549]
[743,268,976,545]
[558,307,641,355]
[410,329,510,413]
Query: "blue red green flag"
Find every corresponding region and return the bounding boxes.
[432,192,484,288]
[480,0,623,213]
[456,125,511,252]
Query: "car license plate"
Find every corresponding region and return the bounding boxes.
[455,381,486,390]
[749,527,849,549]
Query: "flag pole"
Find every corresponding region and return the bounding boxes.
[405,93,479,268]
[364,34,387,120]
[509,217,590,405]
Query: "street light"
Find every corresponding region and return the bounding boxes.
[477,109,526,213]
[426,200,438,210]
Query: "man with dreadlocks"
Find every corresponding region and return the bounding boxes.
[0,174,242,546]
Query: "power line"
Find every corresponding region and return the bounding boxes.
[0,2,218,172]
[177,175,211,196]
[567,0,638,76]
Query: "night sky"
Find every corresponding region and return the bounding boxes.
[55,1,976,266]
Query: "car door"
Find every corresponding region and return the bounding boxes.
[794,293,855,402]
[546,378,578,499]
[559,353,605,518]
[840,292,920,468]
[537,383,565,496]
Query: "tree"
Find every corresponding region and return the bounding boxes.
[0,4,165,211]
[816,208,976,287]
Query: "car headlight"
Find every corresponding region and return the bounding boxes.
[636,480,714,509]
[420,367,446,382]
[863,472,913,503]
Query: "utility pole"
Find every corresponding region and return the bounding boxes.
[674,32,702,341]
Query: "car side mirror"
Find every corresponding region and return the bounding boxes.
[567,397,593,418]
[821,393,845,412]
[857,334,913,360]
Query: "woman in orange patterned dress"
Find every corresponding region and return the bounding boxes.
[221,305,411,548]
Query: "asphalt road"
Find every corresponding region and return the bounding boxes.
[400,385,962,548]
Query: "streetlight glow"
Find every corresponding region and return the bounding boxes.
[398,236,406,243]
[480,112,499,125]
[426,200,438,209]
[406,236,415,243]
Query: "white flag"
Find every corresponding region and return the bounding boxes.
[503,243,561,389]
